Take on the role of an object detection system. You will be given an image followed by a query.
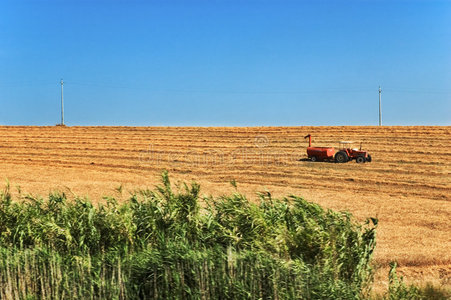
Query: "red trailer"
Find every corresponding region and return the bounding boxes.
[304,134,335,162]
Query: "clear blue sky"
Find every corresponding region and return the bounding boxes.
[1,0,450,126]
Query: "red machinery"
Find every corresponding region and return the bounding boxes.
[304,134,335,162]
[304,134,372,163]
[335,141,372,163]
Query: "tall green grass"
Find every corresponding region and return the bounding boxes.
[373,263,451,300]
[0,171,378,299]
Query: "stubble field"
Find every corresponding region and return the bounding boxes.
[0,125,450,290]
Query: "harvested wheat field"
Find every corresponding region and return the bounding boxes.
[0,125,450,290]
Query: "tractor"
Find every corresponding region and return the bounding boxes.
[334,141,372,163]
[304,134,372,163]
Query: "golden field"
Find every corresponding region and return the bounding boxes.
[0,125,449,290]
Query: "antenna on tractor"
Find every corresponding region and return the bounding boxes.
[60,78,65,126]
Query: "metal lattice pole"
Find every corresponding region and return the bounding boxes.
[61,79,64,125]
[378,86,382,126]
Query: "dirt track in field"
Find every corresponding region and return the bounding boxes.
[0,126,450,289]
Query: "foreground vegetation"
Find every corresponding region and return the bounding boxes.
[0,172,447,299]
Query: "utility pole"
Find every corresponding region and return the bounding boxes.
[61,79,64,125]
[378,85,382,126]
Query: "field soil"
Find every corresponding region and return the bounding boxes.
[0,126,450,291]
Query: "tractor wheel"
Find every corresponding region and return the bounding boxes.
[311,156,317,162]
[335,151,348,163]
[356,156,365,163]
[367,155,372,162]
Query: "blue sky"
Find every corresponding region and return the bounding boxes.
[1,0,450,126]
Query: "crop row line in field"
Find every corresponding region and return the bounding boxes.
[198,174,449,201]
[2,148,448,183]
[1,151,449,189]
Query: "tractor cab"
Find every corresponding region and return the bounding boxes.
[335,141,372,163]
[338,141,356,150]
